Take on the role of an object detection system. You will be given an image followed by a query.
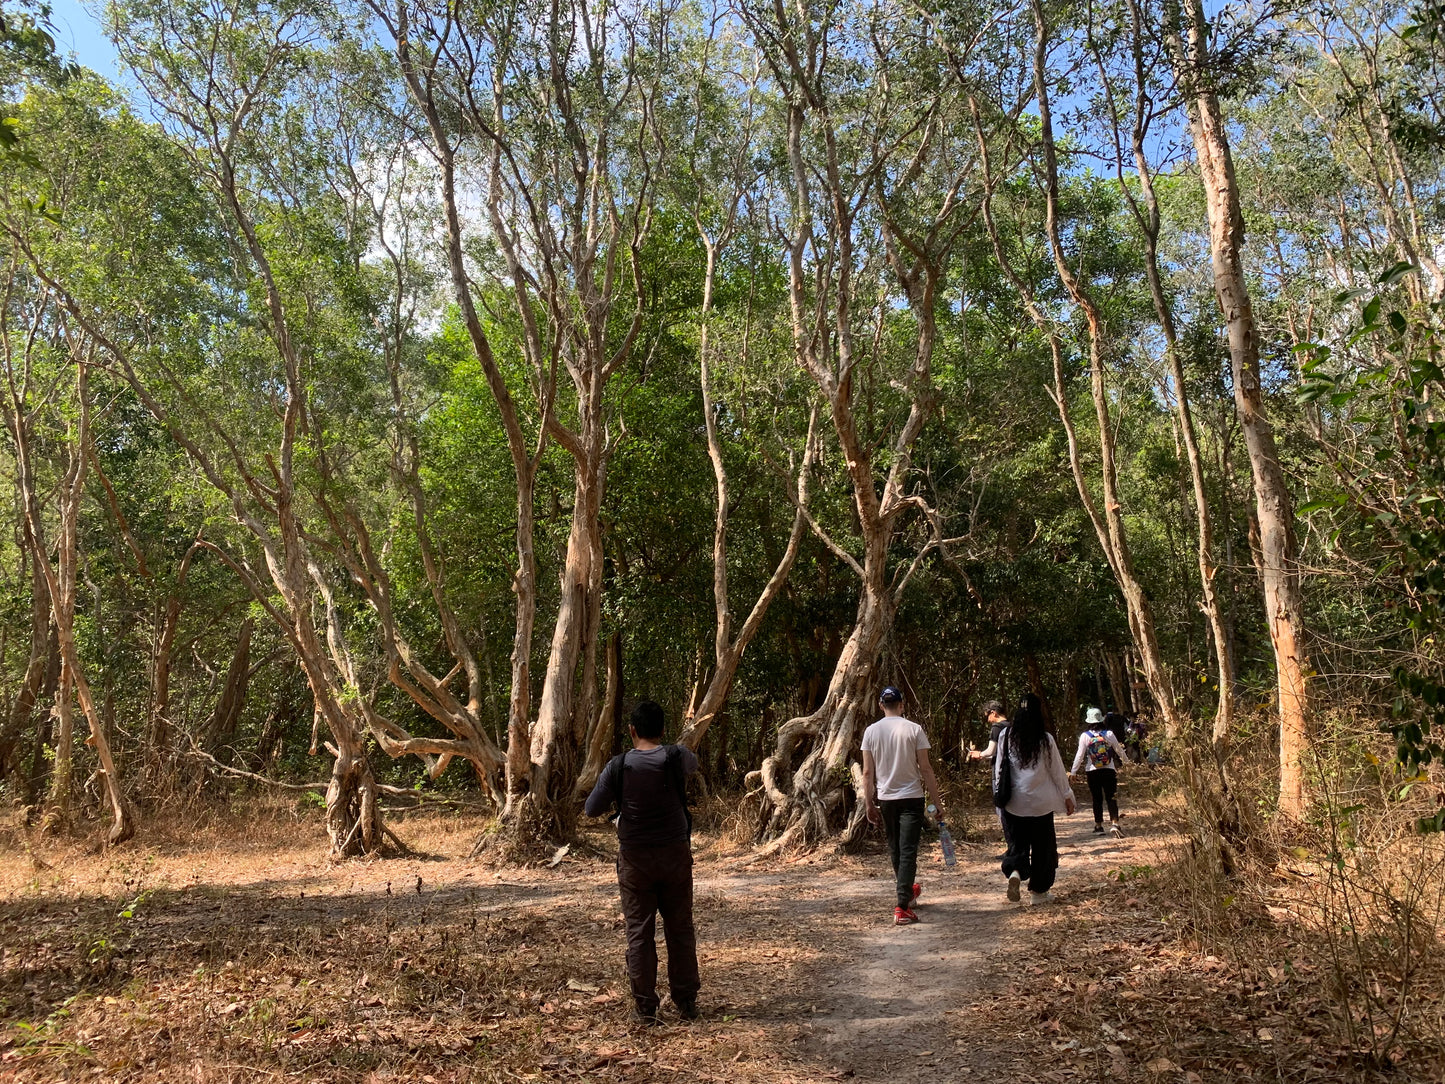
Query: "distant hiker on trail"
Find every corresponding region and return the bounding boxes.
[968,699,1013,845]
[584,700,700,1025]
[862,686,946,926]
[994,693,1075,905]
[1102,711,1128,761]
[1123,712,1151,764]
[965,700,1009,762]
[1070,707,1127,836]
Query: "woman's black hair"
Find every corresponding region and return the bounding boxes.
[1009,693,1048,768]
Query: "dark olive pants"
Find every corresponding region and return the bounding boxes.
[879,797,926,909]
[1000,811,1058,894]
[616,842,699,1014]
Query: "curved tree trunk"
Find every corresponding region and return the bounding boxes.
[751,578,895,851]
[737,0,973,849]
[1026,0,1184,741]
[1108,0,1237,753]
[10,361,136,845]
[1174,0,1311,819]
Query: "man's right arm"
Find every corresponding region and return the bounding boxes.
[862,749,879,824]
[583,758,618,818]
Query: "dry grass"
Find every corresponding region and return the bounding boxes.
[3,759,1442,1084]
[0,800,861,1083]
[963,761,1445,1083]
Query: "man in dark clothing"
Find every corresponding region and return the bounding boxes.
[584,700,700,1025]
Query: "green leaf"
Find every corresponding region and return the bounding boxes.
[1377,261,1417,286]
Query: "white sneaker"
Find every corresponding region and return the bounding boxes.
[1110,823,1122,837]
[1028,891,1053,906]
[1006,871,1022,902]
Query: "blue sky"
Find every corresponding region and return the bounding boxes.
[46,0,122,78]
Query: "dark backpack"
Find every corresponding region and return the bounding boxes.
[607,745,693,835]
[992,728,1014,809]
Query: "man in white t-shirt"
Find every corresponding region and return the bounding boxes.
[861,686,945,926]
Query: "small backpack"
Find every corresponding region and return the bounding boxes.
[1085,730,1113,770]
[606,746,693,836]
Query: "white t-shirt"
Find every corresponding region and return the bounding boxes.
[861,715,930,800]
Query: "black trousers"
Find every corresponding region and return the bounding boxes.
[616,841,699,1014]
[1000,811,1058,894]
[879,797,926,909]
[1087,768,1119,824]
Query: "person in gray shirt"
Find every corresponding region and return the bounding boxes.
[585,700,699,1024]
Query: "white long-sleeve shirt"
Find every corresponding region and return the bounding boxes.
[1071,729,1127,774]
[994,730,1074,817]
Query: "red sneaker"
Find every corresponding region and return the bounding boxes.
[893,907,919,925]
[911,883,922,904]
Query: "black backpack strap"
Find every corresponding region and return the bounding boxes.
[606,751,628,813]
[665,745,693,835]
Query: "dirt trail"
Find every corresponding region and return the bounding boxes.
[699,811,1144,1081]
[0,796,1157,1083]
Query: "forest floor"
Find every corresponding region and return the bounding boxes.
[0,774,1441,1083]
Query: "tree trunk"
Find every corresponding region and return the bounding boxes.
[204,616,254,759]
[1176,0,1311,818]
[19,364,135,845]
[44,664,76,833]
[1115,0,1236,752]
[573,630,623,802]
[0,548,49,778]
[737,7,970,848]
[147,539,199,785]
[1025,0,1184,742]
[527,456,603,834]
[26,629,60,799]
[752,578,896,851]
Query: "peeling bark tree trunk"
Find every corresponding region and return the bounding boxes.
[741,6,975,849]
[9,361,135,844]
[204,616,253,758]
[1174,0,1311,818]
[1024,0,1184,742]
[384,0,658,852]
[0,546,49,778]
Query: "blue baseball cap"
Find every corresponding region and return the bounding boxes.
[879,686,903,704]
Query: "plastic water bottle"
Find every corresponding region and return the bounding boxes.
[927,804,957,867]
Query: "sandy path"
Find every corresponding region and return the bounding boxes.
[699,810,1144,1081]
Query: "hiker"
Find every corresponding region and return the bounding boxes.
[584,700,700,1025]
[1070,707,1127,836]
[1102,711,1128,760]
[995,693,1075,905]
[965,699,1009,762]
[1123,712,1150,764]
[862,685,946,926]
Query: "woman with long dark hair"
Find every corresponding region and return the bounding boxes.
[994,693,1076,904]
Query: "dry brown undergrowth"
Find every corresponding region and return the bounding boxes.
[2,779,1442,1084]
[0,801,854,1083]
[964,773,1445,1084]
